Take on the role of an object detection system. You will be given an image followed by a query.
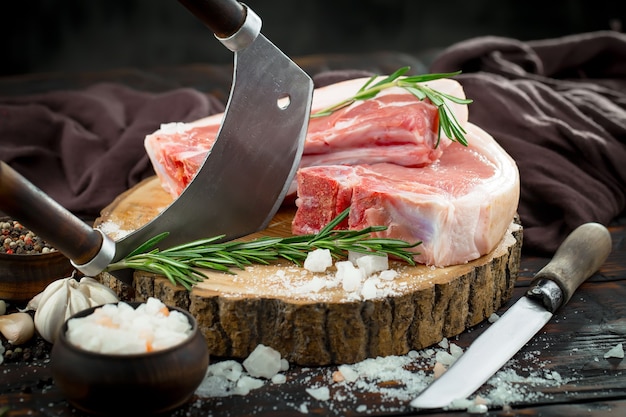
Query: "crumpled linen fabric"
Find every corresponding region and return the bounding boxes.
[0,83,224,218]
[1,31,625,256]
[430,31,626,255]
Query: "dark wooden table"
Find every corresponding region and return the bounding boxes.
[1,60,625,416]
[1,214,625,417]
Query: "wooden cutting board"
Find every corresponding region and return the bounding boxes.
[96,176,522,366]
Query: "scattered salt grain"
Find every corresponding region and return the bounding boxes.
[195,338,574,416]
[235,375,264,395]
[450,343,464,359]
[306,386,330,401]
[337,364,359,382]
[196,345,288,398]
[379,269,398,280]
[66,297,191,354]
[438,337,449,349]
[336,261,363,292]
[488,313,500,323]
[467,402,489,414]
[435,350,456,366]
[604,343,624,359]
[97,221,132,240]
[303,248,333,273]
[243,344,282,378]
[360,277,380,299]
[354,254,389,277]
[433,361,447,379]
[271,373,287,384]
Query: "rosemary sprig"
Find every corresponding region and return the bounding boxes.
[311,66,473,146]
[105,208,421,291]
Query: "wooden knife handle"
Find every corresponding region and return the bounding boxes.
[177,0,246,38]
[531,222,612,310]
[0,161,103,266]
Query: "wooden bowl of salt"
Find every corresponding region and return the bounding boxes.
[50,299,209,416]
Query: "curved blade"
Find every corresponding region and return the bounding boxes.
[112,33,313,264]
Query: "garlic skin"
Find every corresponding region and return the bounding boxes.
[33,276,119,343]
[0,312,35,345]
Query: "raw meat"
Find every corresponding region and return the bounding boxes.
[302,77,467,168]
[144,77,468,198]
[292,123,520,267]
[144,117,222,197]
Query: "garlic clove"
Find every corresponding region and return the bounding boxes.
[19,292,42,313]
[34,277,69,310]
[0,312,35,345]
[34,279,72,343]
[77,277,119,306]
[68,284,92,319]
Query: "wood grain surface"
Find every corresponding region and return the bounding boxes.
[94,176,522,365]
[2,220,625,417]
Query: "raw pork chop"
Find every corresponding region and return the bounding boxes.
[292,123,520,267]
[144,77,468,197]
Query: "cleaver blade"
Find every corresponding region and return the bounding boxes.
[0,1,313,285]
[410,222,612,410]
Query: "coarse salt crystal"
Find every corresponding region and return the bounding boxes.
[438,338,449,349]
[66,297,191,354]
[604,343,624,359]
[243,344,283,379]
[337,365,359,383]
[450,343,463,359]
[379,269,398,281]
[304,248,333,272]
[235,375,264,395]
[360,277,380,299]
[435,350,456,366]
[336,261,364,292]
[210,360,244,382]
[271,374,287,384]
[355,254,389,277]
[306,386,330,401]
[433,361,447,379]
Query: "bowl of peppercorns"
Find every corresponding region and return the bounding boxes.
[0,216,74,302]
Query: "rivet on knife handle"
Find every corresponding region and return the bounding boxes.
[527,222,612,313]
[0,161,107,267]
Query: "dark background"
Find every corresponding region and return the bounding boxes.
[3,0,625,77]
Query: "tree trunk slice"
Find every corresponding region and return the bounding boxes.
[96,176,522,366]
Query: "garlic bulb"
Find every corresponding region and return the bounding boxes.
[33,276,119,343]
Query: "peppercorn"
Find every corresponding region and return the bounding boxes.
[0,219,57,255]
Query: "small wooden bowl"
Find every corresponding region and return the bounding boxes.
[50,302,210,416]
[0,216,75,302]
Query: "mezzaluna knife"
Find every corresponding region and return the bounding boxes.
[410,222,612,409]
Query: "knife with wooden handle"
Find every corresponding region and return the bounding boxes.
[410,222,612,409]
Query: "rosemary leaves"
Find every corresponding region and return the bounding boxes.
[311,66,473,146]
[105,208,420,291]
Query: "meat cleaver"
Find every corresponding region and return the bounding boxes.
[410,222,612,409]
[0,0,313,285]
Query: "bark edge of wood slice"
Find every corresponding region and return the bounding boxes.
[96,176,523,366]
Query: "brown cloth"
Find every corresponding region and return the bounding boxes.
[0,84,224,219]
[430,31,626,255]
[1,32,625,256]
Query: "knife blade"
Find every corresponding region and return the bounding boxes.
[410,222,612,409]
